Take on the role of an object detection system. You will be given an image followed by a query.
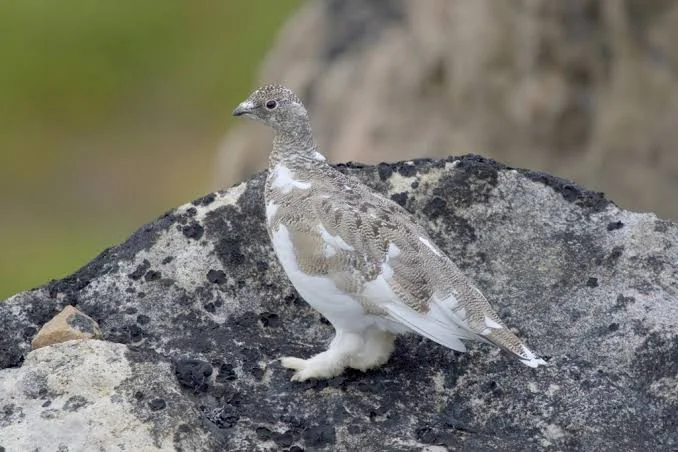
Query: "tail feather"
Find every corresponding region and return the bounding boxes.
[431,287,546,367]
[481,327,547,367]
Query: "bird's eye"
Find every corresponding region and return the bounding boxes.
[265,100,277,110]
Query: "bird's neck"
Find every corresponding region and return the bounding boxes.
[270,125,322,169]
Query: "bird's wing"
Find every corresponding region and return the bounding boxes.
[296,188,479,351]
[287,185,544,366]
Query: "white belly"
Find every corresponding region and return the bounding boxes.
[270,224,372,332]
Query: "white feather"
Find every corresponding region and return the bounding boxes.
[386,243,401,258]
[361,260,473,351]
[484,316,503,329]
[385,302,468,352]
[265,200,279,225]
[519,345,547,368]
[271,216,543,368]
[271,225,370,331]
[419,236,442,257]
[270,165,311,194]
[317,224,355,251]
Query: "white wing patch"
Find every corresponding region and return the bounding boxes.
[270,224,369,331]
[419,237,442,257]
[385,302,469,352]
[519,344,548,368]
[376,244,400,280]
[484,316,503,329]
[265,200,279,225]
[317,224,355,258]
[270,164,312,194]
[323,246,337,258]
[386,243,401,259]
[360,255,475,352]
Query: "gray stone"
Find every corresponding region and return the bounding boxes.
[1,155,677,450]
[0,340,219,451]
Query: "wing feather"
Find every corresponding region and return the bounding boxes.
[385,301,468,352]
[272,172,545,366]
[309,189,478,338]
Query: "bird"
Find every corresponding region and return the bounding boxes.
[232,84,546,381]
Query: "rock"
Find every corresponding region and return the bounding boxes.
[1,155,678,450]
[0,340,219,451]
[216,0,678,221]
[31,305,103,350]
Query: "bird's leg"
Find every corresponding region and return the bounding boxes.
[280,329,364,381]
[348,329,396,372]
[280,328,396,381]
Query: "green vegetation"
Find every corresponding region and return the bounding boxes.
[0,2,301,299]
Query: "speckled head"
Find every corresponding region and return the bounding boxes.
[232,84,307,132]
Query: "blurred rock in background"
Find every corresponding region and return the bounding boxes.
[3,1,678,300]
[218,0,678,222]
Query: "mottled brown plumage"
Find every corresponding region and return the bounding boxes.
[233,84,545,381]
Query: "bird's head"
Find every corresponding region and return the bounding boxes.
[232,84,308,132]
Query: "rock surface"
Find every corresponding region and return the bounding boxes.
[2,155,678,450]
[0,340,218,451]
[31,305,102,350]
[217,0,678,221]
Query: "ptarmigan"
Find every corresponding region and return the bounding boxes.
[233,84,546,381]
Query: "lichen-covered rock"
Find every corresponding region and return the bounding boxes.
[31,305,102,350]
[1,155,677,450]
[0,340,219,451]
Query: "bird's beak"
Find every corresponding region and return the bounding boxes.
[232,101,254,117]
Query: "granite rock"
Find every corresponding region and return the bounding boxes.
[1,155,677,450]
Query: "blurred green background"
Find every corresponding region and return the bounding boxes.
[0,1,301,299]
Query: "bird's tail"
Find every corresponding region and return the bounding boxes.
[480,325,547,368]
